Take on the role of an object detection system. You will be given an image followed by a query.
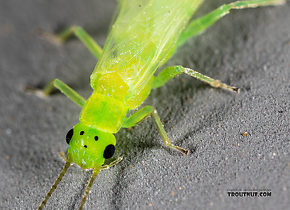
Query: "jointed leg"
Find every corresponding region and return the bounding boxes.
[151,109,190,154]
[45,79,86,107]
[25,79,86,107]
[123,106,190,155]
[30,27,100,104]
[123,106,154,128]
[38,26,103,59]
[177,0,285,46]
[153,65,239,93]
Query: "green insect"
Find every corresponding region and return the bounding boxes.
[35,0,285,209]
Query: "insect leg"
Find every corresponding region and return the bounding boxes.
[38,26,103,59]
[151,109,190,155]
[123,106,190,155]
[122,106,154,128]
[177,0,285,46]
[46,79,86,106]
[153,65,239,93]
[25,78,86,107]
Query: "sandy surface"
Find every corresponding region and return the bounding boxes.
[0,0,289,209]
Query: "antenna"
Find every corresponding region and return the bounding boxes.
[79,169,101,210]
[38,161,71,210]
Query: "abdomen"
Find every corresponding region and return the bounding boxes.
[90,0,203,108]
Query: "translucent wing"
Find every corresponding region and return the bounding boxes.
[92,0,203,96]
[107,0,123,34]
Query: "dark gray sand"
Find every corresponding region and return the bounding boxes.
[0,1,289,209]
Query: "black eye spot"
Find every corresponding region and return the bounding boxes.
[84,145,87,148]
[80,131,84,135]
[66,128,73,144]
[94,136,98,141]
[103,144,115,159]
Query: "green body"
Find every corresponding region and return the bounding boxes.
[72,0,204,170]
[68,0,284,170]
[37,1,284,209]
[83,0,203,132]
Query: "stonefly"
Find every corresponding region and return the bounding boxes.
[30,0,285,209]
